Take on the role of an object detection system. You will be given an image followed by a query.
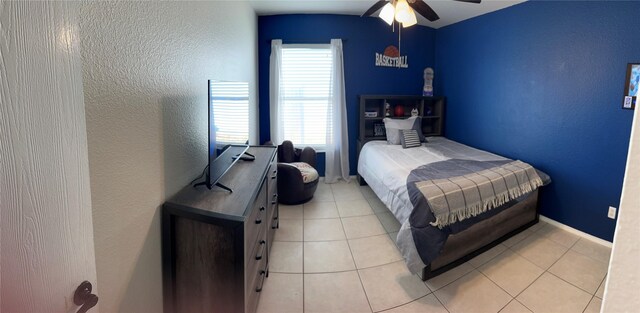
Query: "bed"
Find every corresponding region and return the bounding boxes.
[357,137,551,279]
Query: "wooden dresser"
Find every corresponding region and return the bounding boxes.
[162,146,278,313]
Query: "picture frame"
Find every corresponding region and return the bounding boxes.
[374,123,386,137]
[622,63,639,110]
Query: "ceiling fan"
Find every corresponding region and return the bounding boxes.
[362,0,481,26]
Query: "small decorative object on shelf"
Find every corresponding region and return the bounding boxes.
[364,111,378,118]
[411,107,419,117]
[425,106,432,116]
[374,123,386,136]
[623,63,639,110]
[423,67,434,96]
[385,102,391,116]
[394,105,404,117]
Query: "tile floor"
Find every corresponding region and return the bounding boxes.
[258,180,611,313]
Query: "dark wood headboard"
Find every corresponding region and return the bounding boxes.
[355,95,445,184]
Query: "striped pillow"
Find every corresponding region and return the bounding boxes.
[383,116,426,144]
[401,129,421,148]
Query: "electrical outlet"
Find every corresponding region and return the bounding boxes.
[608,206,617,219]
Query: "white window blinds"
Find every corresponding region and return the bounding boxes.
[210,81,249,144]
[280,45,333,149]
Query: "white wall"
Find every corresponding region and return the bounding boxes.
[602,93,640,310]
[1,1,98,312]
[78,2,257,312]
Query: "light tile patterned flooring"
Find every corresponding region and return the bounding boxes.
[258,180,611,313]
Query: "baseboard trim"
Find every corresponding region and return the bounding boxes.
[319,175,358,183]
[539,215,613,248]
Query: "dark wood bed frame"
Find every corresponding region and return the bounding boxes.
[420,190,539,280]
[360,175,539,281]
[357,94,541,281]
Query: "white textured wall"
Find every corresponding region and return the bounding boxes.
[602,92,640,311]
[1,1,98,312]
[78,2,257,312]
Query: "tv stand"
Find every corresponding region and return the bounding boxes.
[193,181,233,193]
[207,145,249,189]
[192,146,254,191]
[213,182,233,193]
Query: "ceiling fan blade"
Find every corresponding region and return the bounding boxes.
[408,0,440,22]
[362,0,389,17]
[453,0,482,3]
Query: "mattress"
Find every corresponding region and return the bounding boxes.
[357,137,547,273]
[358,137,507,225]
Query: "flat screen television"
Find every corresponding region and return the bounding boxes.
[198,80,251,192]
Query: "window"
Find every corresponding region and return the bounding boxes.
[280,45,333,149]
[271,39,349,182]
[210,81,249,144]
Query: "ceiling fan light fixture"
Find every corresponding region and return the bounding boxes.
[402,8,418,27]
[379,2,395,25]
[394,0,412,24]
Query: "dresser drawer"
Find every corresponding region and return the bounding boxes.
[268,189,278,226]
[268,160,277,177]
[246,226,266,279]
[267,159,278,226]
[245,205,265,255]
[245,179,267,252]
[247,178,267,223]
[245,235,267,286]
[268,152,277,181]
[268,163,277,186]
[268,203,278,231]
[245,257,266,313]
[266,203,277,269]
[267,184,277,206]
[246,211,269,313]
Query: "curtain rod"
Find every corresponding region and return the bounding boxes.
[266,39,346,43]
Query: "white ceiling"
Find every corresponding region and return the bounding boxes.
[248,0,525,29]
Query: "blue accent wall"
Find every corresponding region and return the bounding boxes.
[434,1,638,241]
[258,14,436,175]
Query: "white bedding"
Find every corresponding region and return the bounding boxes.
[357,137,507,226]
[358,137,545,273]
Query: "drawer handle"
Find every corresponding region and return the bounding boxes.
[256,270,267,292]
[255,207,265,224]
[255,240,266,260]
[271,175,277,180]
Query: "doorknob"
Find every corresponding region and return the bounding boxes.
[74,281,98,313]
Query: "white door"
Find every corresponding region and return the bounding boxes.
[0,1,99,312]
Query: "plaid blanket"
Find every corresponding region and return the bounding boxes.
[409,159,543,228]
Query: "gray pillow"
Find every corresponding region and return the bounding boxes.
[383,116,425,144]
[400,129,422,148]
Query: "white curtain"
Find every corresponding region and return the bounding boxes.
[325,39,350,183]
[269,39,284,145]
